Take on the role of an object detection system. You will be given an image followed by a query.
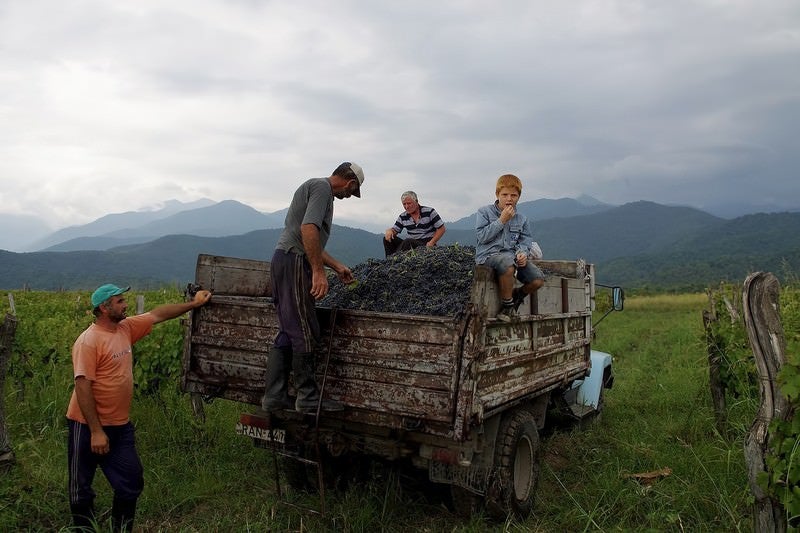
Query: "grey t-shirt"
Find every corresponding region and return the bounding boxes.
[275,178,334,254]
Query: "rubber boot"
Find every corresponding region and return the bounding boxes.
[111,495,137,533]
[70,501,96,531]
[293,352,343,413]
[261,346,294,411]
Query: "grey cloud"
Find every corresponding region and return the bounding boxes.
[1,0,799,229]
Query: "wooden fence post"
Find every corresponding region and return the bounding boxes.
[742,272,790,533]
[0,312,18,470]
[703,289,730,435]
[703,311,728,435]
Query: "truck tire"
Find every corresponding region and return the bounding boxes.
[488,408,541,519]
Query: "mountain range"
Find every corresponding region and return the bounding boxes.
[0,197,798,292]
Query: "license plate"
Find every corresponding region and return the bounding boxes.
[235,422,286,444]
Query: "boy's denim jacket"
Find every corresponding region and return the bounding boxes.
[475,201,534,264]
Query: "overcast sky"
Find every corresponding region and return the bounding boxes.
[1,0,798,232]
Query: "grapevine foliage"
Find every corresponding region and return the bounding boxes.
[8,291,89,395]
[130,287,186,396]
[320,244,476,316]
[9,287,187,399]
[759,285,800,527]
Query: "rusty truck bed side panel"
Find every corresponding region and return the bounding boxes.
[181,295,277,403]
[183,301,467,435]
[317,308,465,426]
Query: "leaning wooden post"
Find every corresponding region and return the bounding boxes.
[0,312,19,470]
[742,272,789,533]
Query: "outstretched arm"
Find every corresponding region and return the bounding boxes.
[149,290,212,324]
[322,250,354,285]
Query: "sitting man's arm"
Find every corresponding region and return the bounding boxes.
[427,225,446,247]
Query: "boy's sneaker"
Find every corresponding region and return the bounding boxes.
[496,305,517,322]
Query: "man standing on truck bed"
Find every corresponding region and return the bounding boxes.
[476,173,545,322]
[67,284,212,531]
[261,162,364,414]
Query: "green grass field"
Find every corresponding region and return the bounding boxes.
[0,291,767,531]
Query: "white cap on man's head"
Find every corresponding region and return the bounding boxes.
[333,161,365,197]
[347,162,364,198]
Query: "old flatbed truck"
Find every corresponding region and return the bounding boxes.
[180,253,620,518]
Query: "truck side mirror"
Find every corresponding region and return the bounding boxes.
[612,287,624,311]
[594,284,625,327]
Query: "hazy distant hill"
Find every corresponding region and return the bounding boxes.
[101,200,285,239]
[41,200,288,252]
[9,194,800,254]
[0,225,382,290]
[30,198,216,251]
[0,213,52,252]
[447,197,614,229]
[2,202,799,291]
[601,212,800,290]
[700,201,800,219]
[535,201,724,262]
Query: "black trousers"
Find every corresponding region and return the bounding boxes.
[383,237,431,257]
[67,420,144,505]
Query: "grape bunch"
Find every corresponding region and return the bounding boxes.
[320,244,476,316]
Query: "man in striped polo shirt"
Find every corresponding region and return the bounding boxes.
[383,191,446,257]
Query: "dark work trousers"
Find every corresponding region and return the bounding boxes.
[68,420,144,506]
[271,249,320,353]
[383,237,431,257]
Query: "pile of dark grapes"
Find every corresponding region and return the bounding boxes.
[320,244,476,316]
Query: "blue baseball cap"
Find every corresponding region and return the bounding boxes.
[91,284,130,307]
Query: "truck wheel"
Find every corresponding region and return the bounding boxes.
[488,408,541,519]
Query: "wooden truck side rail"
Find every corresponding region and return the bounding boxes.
[181,254,594,443]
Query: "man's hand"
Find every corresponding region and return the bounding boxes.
[90,429,110,455]
[310,268,330,300]
[336,266,354,285]
[500,205,515,224]
[192,290,212,307]
[515,252,528,267]
[384,229,396,241]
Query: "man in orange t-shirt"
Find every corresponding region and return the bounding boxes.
[66,284,211,532]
